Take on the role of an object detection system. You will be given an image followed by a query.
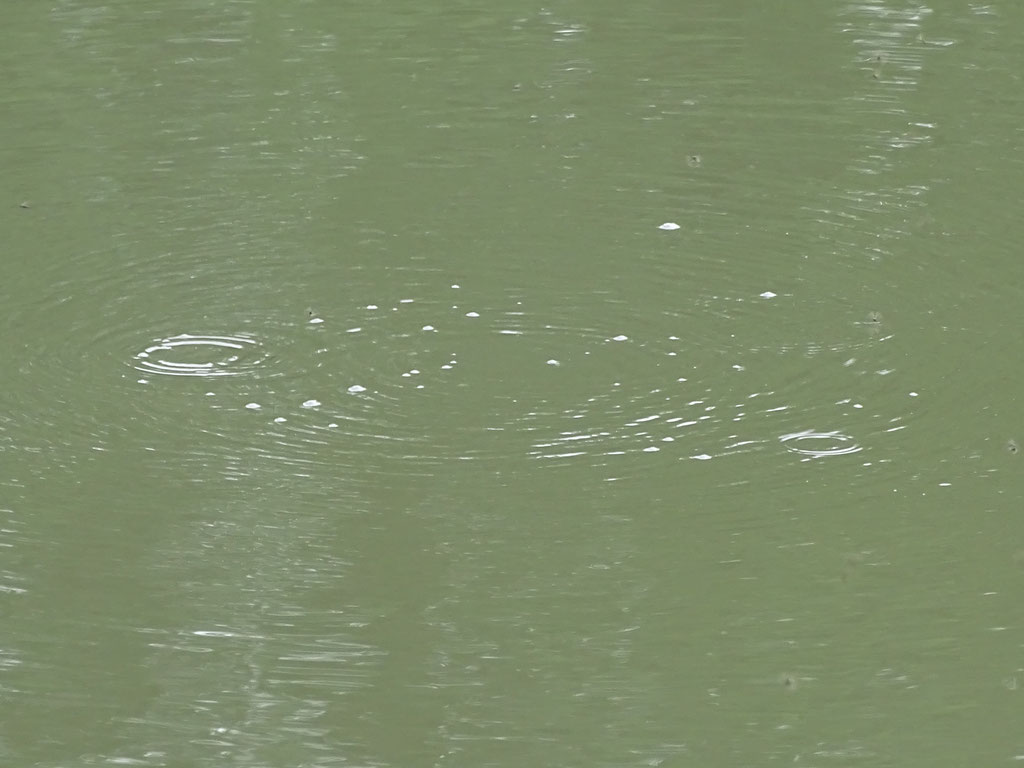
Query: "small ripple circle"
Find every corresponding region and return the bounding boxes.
[133,333,267,378]
[779,430,861,458]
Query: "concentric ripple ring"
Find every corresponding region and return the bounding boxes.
[133,333,267,378]
[779,430,862,458]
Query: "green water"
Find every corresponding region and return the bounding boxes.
[3,2,1024,765]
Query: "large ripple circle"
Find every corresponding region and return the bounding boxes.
[133,333,268,378]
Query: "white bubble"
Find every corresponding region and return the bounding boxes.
[547,359,560,366]
[760,291,777,299]
[659,222,681,231]
[422,325,435,331]
[309,316,324,324]
[346,327,361,333]
[274,417,287,423]
[400,298,414,304]
[451,284,460,289]
[643,446,660,452]
[466,311,480,318]
[328,423,338,428]
[348,385,366,393]
[366,304,378,310]
[245,402,261,410]
[612,334,628,341]
[302,399,321,408]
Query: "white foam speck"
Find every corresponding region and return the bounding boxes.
[245,402,261,410]
[366,304,378,310]
[328,423,338,428]
[612,334,628,341]
[693,453,713,460]
[451,284,460,289]
[400,298,414,304]
[309,316,324,324]
[441,364,453,370]
[909,391,919,397]
[643,446,660,453]
[547,359,560,366]
[348,385,366,393]
[274,417,287,423]
[760,291,777,299]
[302,399,321,408]
[422,325,435,331]
[346,327,361,333]
[466,311,480,318]
[659,222,681,231]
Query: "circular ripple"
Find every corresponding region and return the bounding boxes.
[133,333,268,378]
[779,430,862,458]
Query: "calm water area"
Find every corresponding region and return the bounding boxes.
[3,1,1024,765]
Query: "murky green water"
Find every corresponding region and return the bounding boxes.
[3,2,1024,765]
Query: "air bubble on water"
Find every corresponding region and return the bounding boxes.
[760,291,777,299]
[348,385,366,393]
[422,325,435,331]
[658,222,680,231]
[400,298,414,304]
[643,446,660,453]
[466,311,480,318]
[346,327,361,333]
[612,335,628,341]
[302,399,321,408]
[245,402,261,410]
[309,316,323,324]
[451,284,460,289]
[274,417,287,423]
[547,359,560,366]
[366,304,378,310]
